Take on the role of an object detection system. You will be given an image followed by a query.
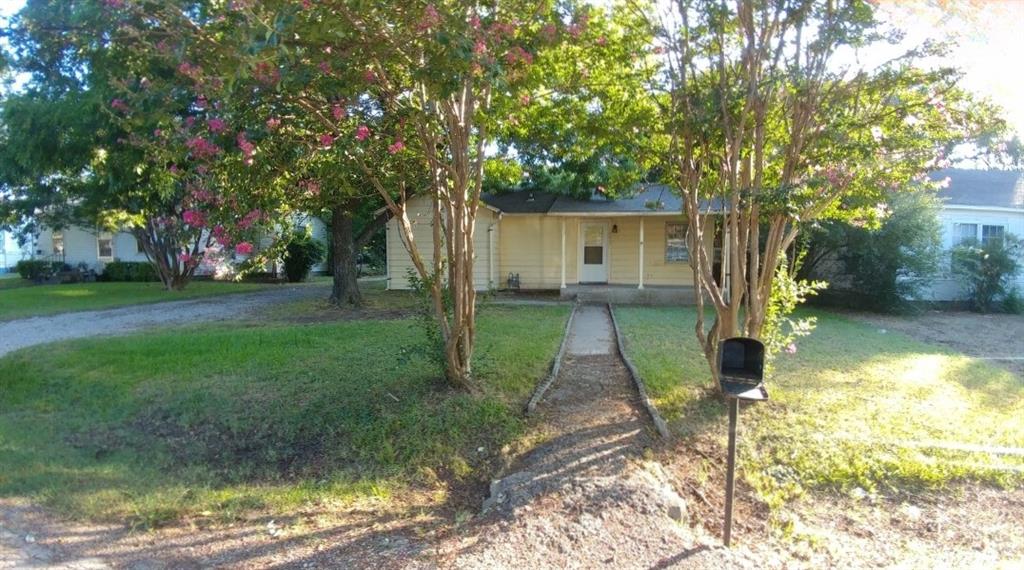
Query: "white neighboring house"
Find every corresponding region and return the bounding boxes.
[33,214,329,275]
[925,169,1024,301]
[0,229,31,272]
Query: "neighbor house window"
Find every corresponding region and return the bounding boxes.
[97,232,114,260]
[953,223,977,246]
[981,225,1005,247]
[52,231,64,255]
[666,222,688,262]
[136,236,147,254]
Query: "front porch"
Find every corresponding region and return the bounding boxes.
[559,284,698,305]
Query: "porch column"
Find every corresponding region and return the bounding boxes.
[638,217,645,290]
[560,218,567,289]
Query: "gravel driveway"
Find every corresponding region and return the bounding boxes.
[0,284,329,359]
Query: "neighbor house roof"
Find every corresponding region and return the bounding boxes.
[932,169,1024,209]
[482,184,724,215]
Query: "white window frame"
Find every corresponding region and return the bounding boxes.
[52,231,65,256]
[981,224,1006,247]
[97,232,114,261]
[665,222,689,263]
[953,222,978,246]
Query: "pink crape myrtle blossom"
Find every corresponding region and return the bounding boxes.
[181,209,207,228]
[320,133,335,147]
[388,139,406,154]
[266,117,281,130]
[785,343,798,354]
[186,137,222,159]
[237,132,255,165]
[355,125,371,141]
[235,241,254,255]
[238,209,263,230]
[110,98,130,113]
[332,104,346,121]
[418,4,441,31]
[207,117,227,133]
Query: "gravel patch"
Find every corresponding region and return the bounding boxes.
[0,284,329,358]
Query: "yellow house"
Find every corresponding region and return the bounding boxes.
[385,184,725,303]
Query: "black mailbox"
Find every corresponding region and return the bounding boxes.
[717,337,768,401]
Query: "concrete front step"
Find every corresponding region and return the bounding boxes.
[561,285,697,305]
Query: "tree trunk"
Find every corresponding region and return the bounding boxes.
[329,206,362,307]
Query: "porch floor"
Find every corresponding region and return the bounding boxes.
[560,284,697,305]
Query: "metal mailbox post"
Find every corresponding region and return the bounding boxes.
[717,337,768,547]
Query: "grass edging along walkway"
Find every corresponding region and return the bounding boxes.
[607,303,671,439]
[525,302,578,415]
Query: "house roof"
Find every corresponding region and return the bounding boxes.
[482,184,723,215]
[932,169,1024,209]
[480,190,559,214]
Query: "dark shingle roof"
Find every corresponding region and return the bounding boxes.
[480,191,558,214]
[932,169,1024,209]
[482,184,724,215]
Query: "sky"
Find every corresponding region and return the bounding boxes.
[0,0,1021,136]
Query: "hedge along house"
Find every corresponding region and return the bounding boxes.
[385,184,728,304]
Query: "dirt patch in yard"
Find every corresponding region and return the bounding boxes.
[848,310,1024,379]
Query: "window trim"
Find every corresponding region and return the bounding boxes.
[52,231,65,256]
[665,221,689,263]
[97,231,114,261]
[981,224,1006,247]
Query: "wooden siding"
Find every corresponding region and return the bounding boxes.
[386,196,499,290]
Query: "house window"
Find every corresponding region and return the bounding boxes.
[52,232,64,256]
[136,236,147,254]
[97,232,114,260]
[981,225,1005,247]
[666,222,689,262]
[953,223,977,246]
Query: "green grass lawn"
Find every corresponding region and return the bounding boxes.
[614,307,1024,506]
[0,304,569,526]
[0,280,277,321]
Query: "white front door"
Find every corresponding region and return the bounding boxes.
[579,222,609,283]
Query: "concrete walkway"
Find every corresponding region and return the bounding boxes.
[0,284,329,358]
[565,303,616,355]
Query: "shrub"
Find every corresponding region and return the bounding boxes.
[282,231,326,282]
[1005,288,1023,315]
[802,191,943,313]
[102,261,159,282]
[952,235,1022,312]
[15,260,64,280]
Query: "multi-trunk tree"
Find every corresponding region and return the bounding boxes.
[152,0,588,388]
[646,0,1004,380]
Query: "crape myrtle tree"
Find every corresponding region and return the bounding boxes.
[647,0,1003,381]
[181,43,428,307]
[184,0,588,388]
[0,0,270,291]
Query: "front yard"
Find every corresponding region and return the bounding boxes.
[0,279,276,321]
[613,307,1024,507]
[0,303,570,526]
